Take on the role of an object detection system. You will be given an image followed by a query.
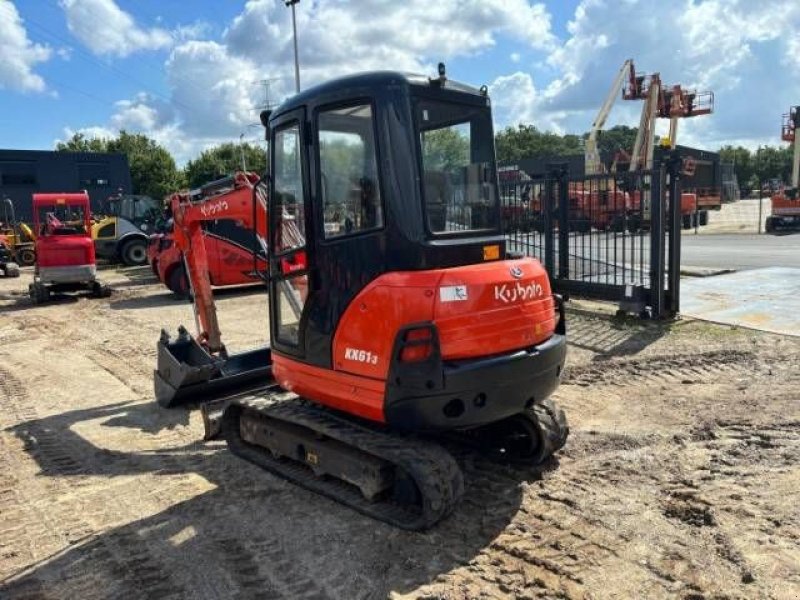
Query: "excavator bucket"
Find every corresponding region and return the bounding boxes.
[154,326,272,407]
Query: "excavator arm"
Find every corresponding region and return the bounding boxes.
[155,171,272,407]
[169,171,267,354]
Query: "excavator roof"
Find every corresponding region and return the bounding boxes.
[272,70,488,118]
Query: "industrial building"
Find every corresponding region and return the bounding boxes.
[0,149,132,222]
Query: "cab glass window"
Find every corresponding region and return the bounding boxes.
[417,99,499,234]
[318,104,383,238]
[272,122,306,253]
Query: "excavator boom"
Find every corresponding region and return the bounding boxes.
[154,172,271,407]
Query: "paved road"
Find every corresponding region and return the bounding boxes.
[508,231,798,281]
[681,233,800,270]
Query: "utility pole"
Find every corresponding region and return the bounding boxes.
[285,0,301,93]
[253,78,282,112]
[239,133,247,171]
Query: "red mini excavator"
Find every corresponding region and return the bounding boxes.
[29,192,110,303]
[148,173,268,297]
[156,67,569,529]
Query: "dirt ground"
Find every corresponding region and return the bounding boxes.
[0,265,798,600]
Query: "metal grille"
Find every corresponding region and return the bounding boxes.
[503,158,682,318]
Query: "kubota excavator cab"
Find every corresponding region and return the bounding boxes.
[260,69,566,432]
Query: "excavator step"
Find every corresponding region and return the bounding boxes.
[218,394,465,531]
[155,327,272,407]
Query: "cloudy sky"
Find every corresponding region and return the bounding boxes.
[1,0,799,165]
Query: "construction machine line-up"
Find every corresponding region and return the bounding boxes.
[767,106,800,233]
[155,69,569,529]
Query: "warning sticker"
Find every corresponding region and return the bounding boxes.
[440,285,468,302]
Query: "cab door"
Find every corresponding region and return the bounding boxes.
[268,110,311,357]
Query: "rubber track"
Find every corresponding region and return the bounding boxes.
[221,395,464,531]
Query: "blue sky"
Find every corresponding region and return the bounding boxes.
[1,0,798,165]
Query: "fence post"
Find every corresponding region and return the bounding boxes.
[544,163,567,278]
[557,167,570,279]
[666,152,682,317]
[649,159,666,318]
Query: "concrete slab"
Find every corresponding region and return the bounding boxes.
[681,267,800,337]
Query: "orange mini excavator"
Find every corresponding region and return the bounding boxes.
[156,67,569,529]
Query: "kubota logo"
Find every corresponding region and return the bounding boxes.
[509,266,524,279]
[494,281,544,303]
[200,199,229,217]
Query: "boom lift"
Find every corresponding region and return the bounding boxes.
[158,69,569,530]
[155,171,272,406]
[585,59,633,175]
[767,106,800,232]
[622,64,716,228]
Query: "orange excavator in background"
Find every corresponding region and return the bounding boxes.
[154,171,272,406]
[767,106,800,233]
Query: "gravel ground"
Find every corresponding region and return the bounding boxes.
[0,265,797,599]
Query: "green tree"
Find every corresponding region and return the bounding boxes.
[56,131,182,200]
[719,145,754,190]
[184,142,267,189]
[594,125,639,161]
[421,127,470,171]
[55,132,108,153]
[753,145,794,184]
[106,132,183,200]
[495,124,583,163]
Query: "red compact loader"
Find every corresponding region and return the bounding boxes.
[29,192,111,304]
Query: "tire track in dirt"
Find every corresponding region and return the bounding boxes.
[0,366,190,599]
[562,349,757,387]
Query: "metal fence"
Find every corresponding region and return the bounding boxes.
[501,157,683,318]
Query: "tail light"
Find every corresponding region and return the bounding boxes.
[400,327,434,362]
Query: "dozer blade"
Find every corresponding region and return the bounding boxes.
[155,326,272,408]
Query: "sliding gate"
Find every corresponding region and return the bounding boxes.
[501,157,683,318]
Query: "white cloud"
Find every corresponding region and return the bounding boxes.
[224,0,555,85]
[0,0,52,93]
[59,0,800,167]
[165,41,263,138]
[110,93,174,131]
[59,0,172,57]
[519,0,800,147]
